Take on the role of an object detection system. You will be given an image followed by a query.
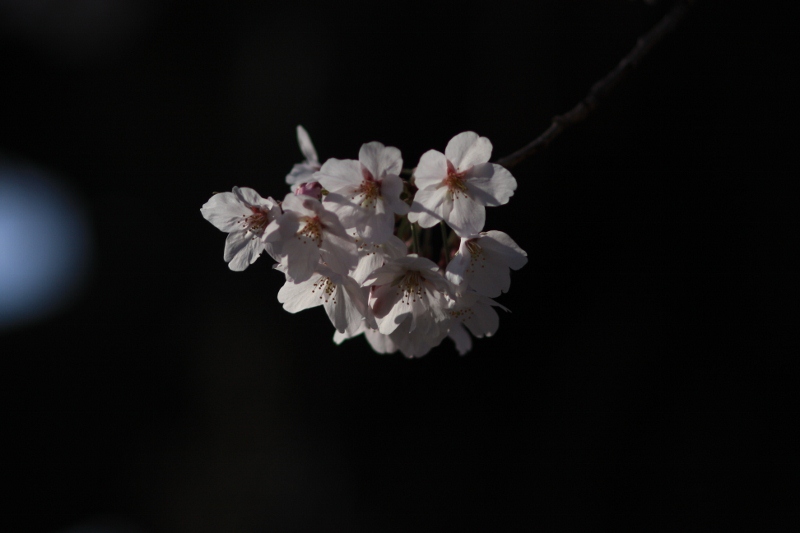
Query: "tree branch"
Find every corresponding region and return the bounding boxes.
[496,0,696,170]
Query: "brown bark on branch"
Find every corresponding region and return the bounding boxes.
[496,0,696,170]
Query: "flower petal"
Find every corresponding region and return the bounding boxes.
[321,192,361,229]
[357,206,395,244]
[319,231,358,277]
[370,284,410,335]
[466,163,517,207]
[277,231,318,282]
[333,322,367,345]
[413,150,448,190]
[280,192,313,216]
[223,230,261,271]
[365,329,398,354]
[200,191,251,232]
[480,230,528,270]
[359,141,402,179]
[390,317,446,358]
[381,174,410,215]
[408,186,449,228]
[448,322,472,355]
[465,255,509,297]
[297,125,318,164]
[448,194,485,237]
[324,282,366,335]
[463,299,500,338]
[286,162,318,185]
[444,132,492,171]
[278,275,325,313]
[445,240,471,287]
[315,158,362,194]
[350,235,407,284]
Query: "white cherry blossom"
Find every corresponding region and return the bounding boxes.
[446,230,528,297]
[446,290,507,339]
[266,193,357,282]
[408,131,517,237]
[436,291,507,356]
[277,263,368,337]
[285,125,321,186]
[200,186,281,271]
[363,254,453,336]
[315,141,409,244]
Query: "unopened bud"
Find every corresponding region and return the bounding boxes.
[294,181,323,200]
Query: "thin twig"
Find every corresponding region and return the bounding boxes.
[496,0,695,170]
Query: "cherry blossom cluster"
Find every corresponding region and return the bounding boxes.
[201,127,527,357]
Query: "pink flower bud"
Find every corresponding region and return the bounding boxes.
[294,181,322,200]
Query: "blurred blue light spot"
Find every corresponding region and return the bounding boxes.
[0,160,92,329]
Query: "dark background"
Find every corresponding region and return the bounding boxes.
[1,0,796,531]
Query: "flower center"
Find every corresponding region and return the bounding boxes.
[449,307,475,321]
[464,239,485,272]
[353,167,381,208]
[240,206,271,239]
[310,276,337,304]
[443,161,468,199]
[358,241,382,255]
[394,270,424,304]
[297,215,324,247]
[465,240,482,257]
